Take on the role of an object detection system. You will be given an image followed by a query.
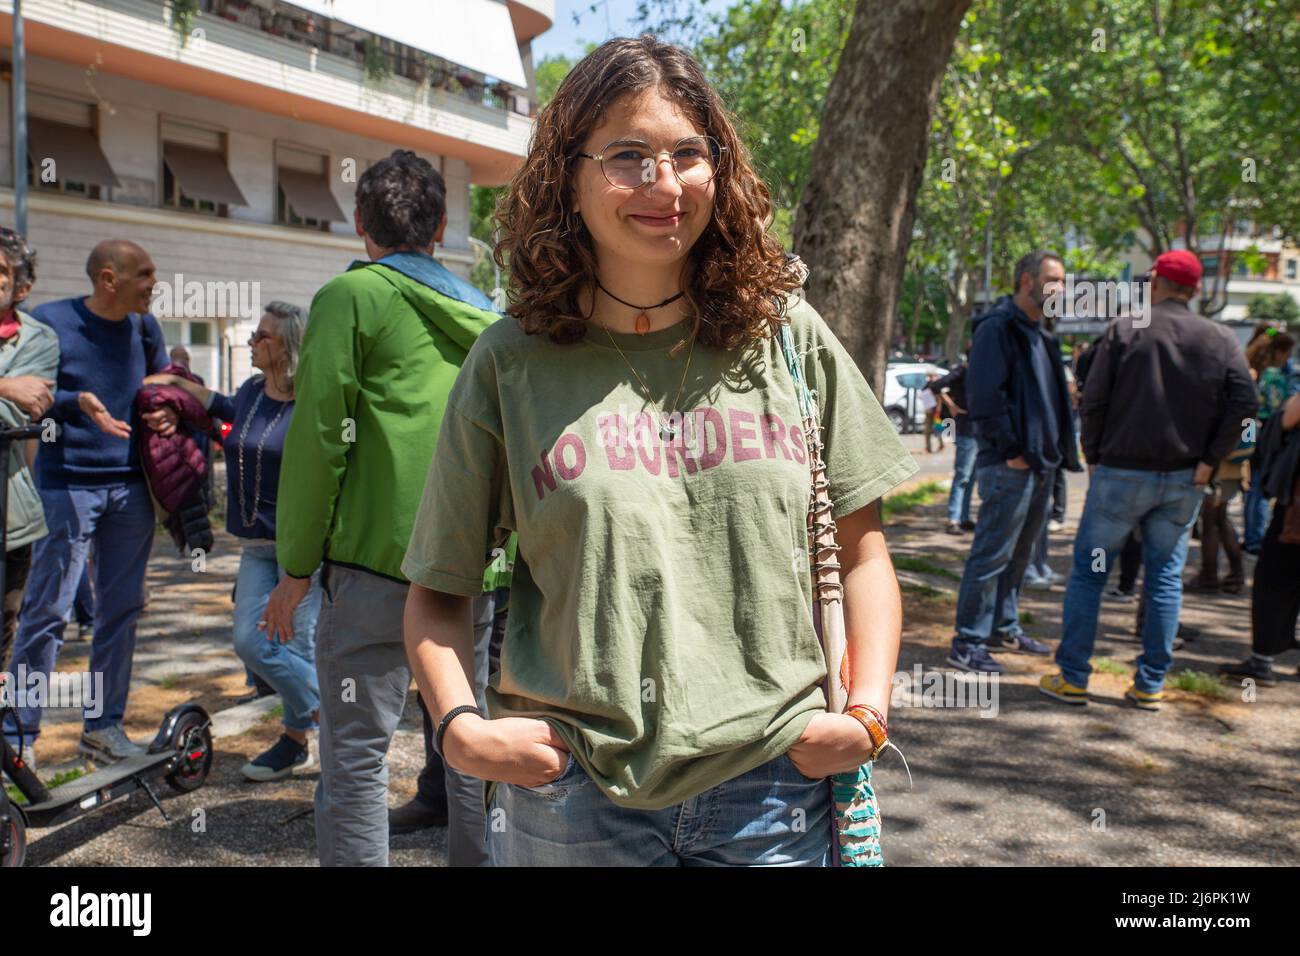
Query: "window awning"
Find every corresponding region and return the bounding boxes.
[26,118,122,189]
[288,0,528,87]
[278,168,347,222]
[163,143,248,207]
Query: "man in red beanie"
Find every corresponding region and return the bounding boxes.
[1039,249,1257,711]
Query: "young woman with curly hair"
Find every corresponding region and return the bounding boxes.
[401,35,917,866]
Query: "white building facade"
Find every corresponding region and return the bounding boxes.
[1,0,553,388]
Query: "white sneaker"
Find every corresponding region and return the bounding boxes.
[5,740,36,776]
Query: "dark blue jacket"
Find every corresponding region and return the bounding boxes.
[968,295,1081,475]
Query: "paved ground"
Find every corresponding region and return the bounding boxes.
[881,435,1299,866]
[14,437,1299,865]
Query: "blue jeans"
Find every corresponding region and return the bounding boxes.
[1057,466,1204,693]
[947,435,977,525]
[232,543,322,732]
[1242,482,1271,552]
[954,463,1055,644]
[1025,520,1052,582]
[3,482,155,742]
[488,752,834,866]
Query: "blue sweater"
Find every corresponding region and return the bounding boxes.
[208,377,294,541]
[35,297,169,488]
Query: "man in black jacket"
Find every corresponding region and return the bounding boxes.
[949,251,1081,674]
[1041,250,1257,710]
[928,360,976,534]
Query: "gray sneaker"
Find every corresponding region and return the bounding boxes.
[79,725,146,763]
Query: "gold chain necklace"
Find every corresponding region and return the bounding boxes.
[599,323,696,441]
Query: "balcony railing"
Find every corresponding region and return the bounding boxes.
[199,0,532,116]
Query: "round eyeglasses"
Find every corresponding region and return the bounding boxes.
[576,135,725,190]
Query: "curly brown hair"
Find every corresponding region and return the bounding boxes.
[1245,330,1296,374]
[493,35,799,351]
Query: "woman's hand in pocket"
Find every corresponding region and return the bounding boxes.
[787,712,875,778]
[444,715,570,786]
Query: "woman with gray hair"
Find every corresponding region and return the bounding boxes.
[144,301,322,781]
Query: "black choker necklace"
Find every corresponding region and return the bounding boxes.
[594,280,685,335]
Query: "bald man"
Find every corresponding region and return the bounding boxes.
[2,239,175,767]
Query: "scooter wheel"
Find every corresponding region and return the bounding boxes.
[165,710,213,794]
[1,811,26,868]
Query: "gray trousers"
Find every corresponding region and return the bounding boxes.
[313,562,492,867]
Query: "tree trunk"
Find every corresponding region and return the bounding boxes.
[943,269,971,361]
[908,272,924,354]
[792,0,972,397]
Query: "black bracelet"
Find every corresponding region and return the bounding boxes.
[436,705,480,755]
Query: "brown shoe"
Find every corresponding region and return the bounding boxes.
[388,796,448,835]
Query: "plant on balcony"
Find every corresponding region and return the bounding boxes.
[170,0,200,46]
[363,36,392,83]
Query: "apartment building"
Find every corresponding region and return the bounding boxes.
[0,0,553,387]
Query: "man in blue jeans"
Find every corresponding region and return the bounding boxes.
[1041,250,1257,710]
[949,251,1080,674]
[928,359,977,534]
[3,240,173,765]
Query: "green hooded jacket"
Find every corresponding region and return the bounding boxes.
[277,257,498,580]
[0,310,59,550]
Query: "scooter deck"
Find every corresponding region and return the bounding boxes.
[21,752,173,827]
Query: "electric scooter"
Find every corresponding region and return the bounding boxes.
[0,423,213,867]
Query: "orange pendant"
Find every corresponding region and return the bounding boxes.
[634,312,651,335]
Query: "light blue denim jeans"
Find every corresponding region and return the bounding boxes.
[488,752,834,866]
[232,542,322,732]
[947,435,978,525]
[1057,465,1204,693]
[1242,481,1271,552]
[954,462,1055,644]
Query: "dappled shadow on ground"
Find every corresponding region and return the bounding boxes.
[877,481,1300,866]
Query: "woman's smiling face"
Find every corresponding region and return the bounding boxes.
[572,88,717,271]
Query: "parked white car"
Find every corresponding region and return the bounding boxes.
[883,363,948,433]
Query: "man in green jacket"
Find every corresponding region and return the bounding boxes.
[0,228,58,673]
[263,150,498,866]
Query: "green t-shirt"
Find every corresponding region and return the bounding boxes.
[401,296,918,810]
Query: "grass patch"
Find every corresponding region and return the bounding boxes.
[1019,611,1035,625]
[893,555,960,580]
[5,766,85,806]
[1091,657,1129,676]
[157,674,179,690]
[901,582,946,602]
[260,702,285,723]
[46,767,86,789]
[882,481,947,520]
[1167,669,1228,700]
